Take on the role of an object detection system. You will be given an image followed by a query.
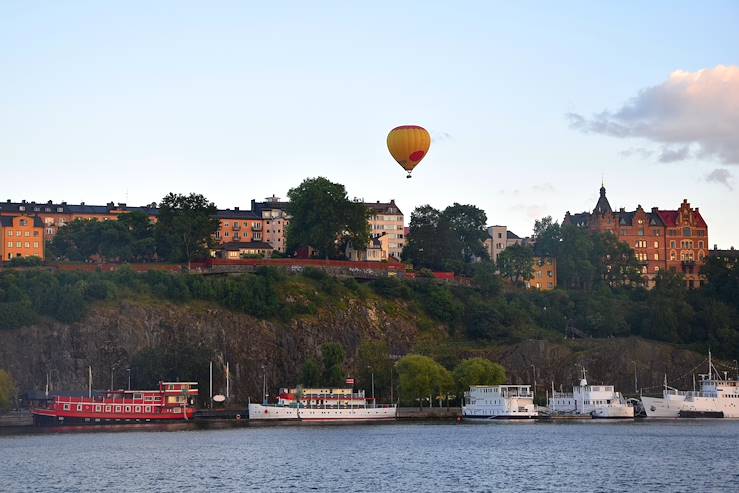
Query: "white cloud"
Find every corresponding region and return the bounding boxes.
[568,65,739,164]
[705,168,733,190]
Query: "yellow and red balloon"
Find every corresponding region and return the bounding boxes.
[386,125,431,178]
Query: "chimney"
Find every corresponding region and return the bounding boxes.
[619,207,625,213]
[714,244,718,250]
[107,202,114,207]
[61,201,67,205]
[695,207,699,212]
[22,199,26,204]
[81,202,85,206]
[47,200,52,204]
[234,207,239,211]
[651,207,658,213]
[118,203,126,208]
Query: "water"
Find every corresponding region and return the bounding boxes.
[2,421,738,492]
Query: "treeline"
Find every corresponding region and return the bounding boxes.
[48,193,220,265]
[2,257,735,358]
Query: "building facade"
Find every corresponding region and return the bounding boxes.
[365,200,405,260]
[563,185,708,288]
[251,196,290,253]
[526,257,557,291]
[1,215,45,260]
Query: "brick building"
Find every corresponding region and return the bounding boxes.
[563,185,708,288]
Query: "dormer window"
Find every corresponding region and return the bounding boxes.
[19,206,25,211]
[57,207,63,212]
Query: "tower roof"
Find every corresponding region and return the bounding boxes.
[593,185,612,215]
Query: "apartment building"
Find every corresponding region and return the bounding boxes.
[1,215,45,260]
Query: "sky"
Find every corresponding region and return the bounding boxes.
[1,1,738,246]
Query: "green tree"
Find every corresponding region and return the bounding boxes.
[285,177,370,259]
[300,358,321,387]
[155,193,220,267]
[320,342,346,387]
[532,216,561,257]
[0,369,17,412]
[395,354,452,408]
[452,358,506,396]
[402,203,488,273]
[496,244,534,285]
[356,341,392,402]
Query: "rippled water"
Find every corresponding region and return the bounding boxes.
[2,421,738,492]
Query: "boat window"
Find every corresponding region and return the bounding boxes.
[63,404,70,411]
[95,405,101,412]
[135,406,141,413]
[125,406,131,412]
[145,406,151,412]
[116,406,122,412]
[106,406,111,412]
[77,404,82,411]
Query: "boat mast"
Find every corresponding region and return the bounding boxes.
[88,366,92,398]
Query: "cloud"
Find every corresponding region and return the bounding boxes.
[619,147,654,159]
[705,168,733,190]
[431,131,453,142]
[568,65,739,164]
[509,203,547,219]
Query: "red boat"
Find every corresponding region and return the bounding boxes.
[32,382,199,426]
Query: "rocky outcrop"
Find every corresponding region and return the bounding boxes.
[0,298,710,400]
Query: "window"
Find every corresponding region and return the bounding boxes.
[19,206,25,211]
[33,231,38,237]
[16,231,21,236]
[24,242,30,248]
[19,219,27,226]
[33,242,38,248]
[106,405,111,412]
[670,240,677,248]
[116,406,122,412]
[654,266,660,272]
[145,406,151,413]
[77,404,82,411]
[135,406,141,413]
[7,242,11,248]
[125,406,131,412]
[95,405,101,412]
[653,253,659,260]
[63,404,70,411]
[6,231,11,237]
[698,241,703,249]
[654,241,659,248]
[683,227,692,236]
[16,242,21,248]
[57,207,63,212]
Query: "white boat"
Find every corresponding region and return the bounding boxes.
[548,370,634,419]
[462,385,538,420]
[640,376,686,418]
[248,387,397,422]
[641,351,739,419]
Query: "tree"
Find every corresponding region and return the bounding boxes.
[532,216,561,257]
[320,342,346,387]
[496,244,534,285]
[356,341,392,402]
[402,203,488,273]
[49,213,157,263]
[285,177,370,259]
[395,354,452,408]
[0,369,17,412]
[593,232,642,288]
[452,358,506,396]
[300,358,321,387]
[155,193,220,267]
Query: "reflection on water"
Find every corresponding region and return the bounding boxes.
[2,421,738,492]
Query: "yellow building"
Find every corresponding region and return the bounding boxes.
[526,257,557,290]
[1,215,45,261]
[365,200,405,260]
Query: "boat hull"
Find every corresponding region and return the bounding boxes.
[248,403,397,422]
[32,409,195,426]
[463,415,538,420]
[679,410,724,418]
[640,395,684,418]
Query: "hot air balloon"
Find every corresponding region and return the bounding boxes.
[387,125,431,178]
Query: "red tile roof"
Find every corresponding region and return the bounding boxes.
[656,210,707,228]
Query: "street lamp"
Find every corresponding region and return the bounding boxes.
[367,365,375,407]
[531,364,536,401]
[126,368,131,391]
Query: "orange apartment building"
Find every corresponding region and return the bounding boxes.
[1,215,45,260]
[527,257,557,290]
[564,185,708,288]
